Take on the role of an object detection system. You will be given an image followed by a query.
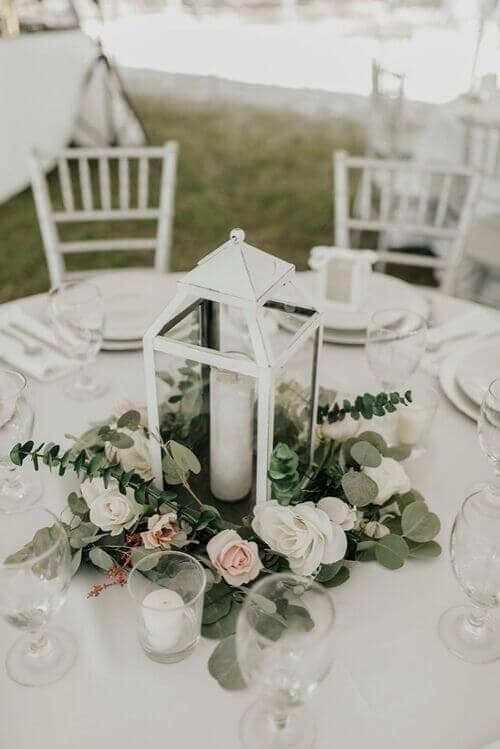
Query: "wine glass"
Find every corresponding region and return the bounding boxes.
[0,369,41,512]
[48,281,107,400]
[236,573,335,749]
[438,484,500,663]
[0,507,77,685]
[478,378,500,487]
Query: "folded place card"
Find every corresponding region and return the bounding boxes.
[309,247,376,311]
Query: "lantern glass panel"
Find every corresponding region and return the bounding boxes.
[272,327,318,466]
[153,347,258,522]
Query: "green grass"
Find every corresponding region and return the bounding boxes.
[0,94,363,303]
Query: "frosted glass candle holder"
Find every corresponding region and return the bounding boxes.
[128,551,206,663]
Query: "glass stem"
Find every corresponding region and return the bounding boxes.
[75,363,91,389]
[268,707,290,733]
[27,629,50,657]
[465,603,490,635]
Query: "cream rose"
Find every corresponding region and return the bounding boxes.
[81,478,142,536]
[319,414,365,442]
[207,529,262,586]
[105,428,153,481]
[252,501,347,577]
[318,496,356,531]
[363,457,411,505]
[140,512,189,550]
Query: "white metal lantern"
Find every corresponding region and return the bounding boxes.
[143,229,323,514]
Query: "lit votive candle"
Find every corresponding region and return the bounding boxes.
[142,589,184,652]
[210,361,253,502]
[397,403,434,446]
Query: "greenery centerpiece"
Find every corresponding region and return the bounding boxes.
[10,385,441,689]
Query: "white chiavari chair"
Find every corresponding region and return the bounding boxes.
[334,150,479,295]
[30,142,178,287]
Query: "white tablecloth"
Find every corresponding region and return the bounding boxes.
[1,289,498,749]
[0,31,97,203]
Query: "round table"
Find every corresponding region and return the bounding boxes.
[0,288,498,749]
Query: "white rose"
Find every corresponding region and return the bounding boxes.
[105,428,153,481]
[363,457,411,505]
[320,414,365,442]
[81,478,142,536]
[252,500,347,577]
[318,496,356,531]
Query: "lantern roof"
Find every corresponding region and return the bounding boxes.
[178,229,294,305]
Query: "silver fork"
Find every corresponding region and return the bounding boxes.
[0,328,43,356]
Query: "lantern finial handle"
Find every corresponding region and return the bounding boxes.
[230,228,245,243]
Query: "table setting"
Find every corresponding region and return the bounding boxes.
[1,233,500,749]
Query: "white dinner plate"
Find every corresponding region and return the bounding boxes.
[295,271,428,331]
[455,336,500,407]
[439,343,481,422]
[279,315,366,345]
[93,271,182,341]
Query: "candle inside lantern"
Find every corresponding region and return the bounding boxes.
[210,361,254,502]
[397,403,434,446]
[142,588,184,652]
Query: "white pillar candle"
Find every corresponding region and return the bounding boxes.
[210,364,253,502]
[397,404,434,446]
[142,588,184,652]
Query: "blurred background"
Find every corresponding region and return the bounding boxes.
[1,0,500,303]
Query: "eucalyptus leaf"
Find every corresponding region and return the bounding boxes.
[208,636,245,690]
[355,431,388,454]
[341,469,378,507]
[322,565,350,587]
[89,547,115,571]
[168,441,201,475]
[407,540,442,558]
[383,444,412,461]
[117,410,141,431]
[203,594,232,625]
[375,534,409,570]
[108,431,134,449]
[401,501,441,543]
[315,561,343,583]
[68,492,88,516]
[350,441,382,468]
[202,602,241,639]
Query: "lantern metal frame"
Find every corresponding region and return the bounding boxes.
[143,228,323,506]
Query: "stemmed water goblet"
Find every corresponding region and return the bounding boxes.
[438,378,500,663]
[48,281,107,400]
[477,377,500,487]
[366,308,428,391]
[236,573,335,749]
[0,368,41,512]
[366,308,427,442]
[0,506,77,685]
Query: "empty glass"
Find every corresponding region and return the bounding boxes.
[366,308,427,391]
[48,281,107,400]
[0,507,77,685]
[236,573,335,749]
[439,484,500,663]
[0,369,41,512]
[478,378,500,486]
[127,550,206,663]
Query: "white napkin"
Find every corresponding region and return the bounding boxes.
[426,308,500,351]
[0,307,77,382]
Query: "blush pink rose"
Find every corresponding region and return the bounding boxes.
[207,529,263,586]
[317,496,356,531]
[141,512,179,549]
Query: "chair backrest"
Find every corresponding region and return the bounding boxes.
[462,118,500,177]
[30,142,178,286]
[333,150,479,295]
[369,60,406,158]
